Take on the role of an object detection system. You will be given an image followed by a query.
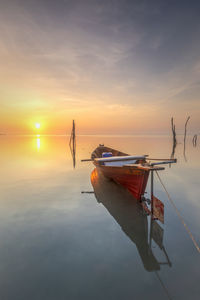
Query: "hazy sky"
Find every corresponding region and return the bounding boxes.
[0,0,199,134]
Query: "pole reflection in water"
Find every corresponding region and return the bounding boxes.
[91,168,171,272]
[170,139,176,160]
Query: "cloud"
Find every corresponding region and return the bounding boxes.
[0,0,200,133]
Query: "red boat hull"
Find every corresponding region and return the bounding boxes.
[96,165,149,200]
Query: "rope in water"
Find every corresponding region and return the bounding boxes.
[155,271,172,300]
[155,171,200,254]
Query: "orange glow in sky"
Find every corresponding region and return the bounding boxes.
[0,1,199,135]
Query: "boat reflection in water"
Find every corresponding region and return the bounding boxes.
[91,168,171,272]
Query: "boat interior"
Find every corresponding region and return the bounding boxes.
[92,145,147,167]
[91,145,176,169]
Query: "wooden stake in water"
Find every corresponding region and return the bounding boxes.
[69,120,76,168]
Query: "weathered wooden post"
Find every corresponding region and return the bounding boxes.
[183,116,190,161]
[171,117,177,146]
[184,116,190,146]
[170,117,177,162]
[69,120,76,168]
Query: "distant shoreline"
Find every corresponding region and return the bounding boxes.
[0,133,195,137]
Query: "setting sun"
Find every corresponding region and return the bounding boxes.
[35,123,40,129]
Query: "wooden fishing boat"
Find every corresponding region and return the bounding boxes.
[91,145,176,203]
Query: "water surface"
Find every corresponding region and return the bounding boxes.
[0,135,199,300]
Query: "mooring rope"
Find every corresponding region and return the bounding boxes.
[155,171,200,254]
[155,271,172,300]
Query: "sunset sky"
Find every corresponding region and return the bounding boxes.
[0,0,200,135]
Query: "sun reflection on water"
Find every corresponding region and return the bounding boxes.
[35,134,41,150]
[36,138,40,150]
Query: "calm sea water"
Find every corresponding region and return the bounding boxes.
[0,135,199,300]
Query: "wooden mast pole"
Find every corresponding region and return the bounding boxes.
[149,170,154,249]
[151,170,154,217]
